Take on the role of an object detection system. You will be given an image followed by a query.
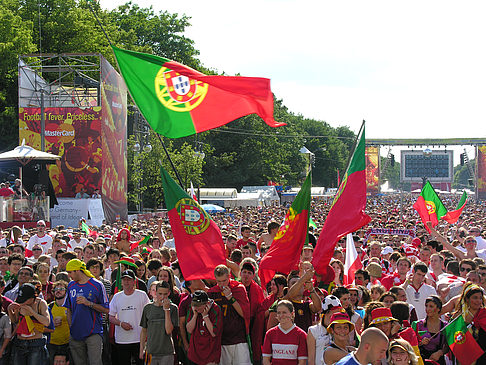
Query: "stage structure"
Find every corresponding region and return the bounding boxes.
[18,54,128,223]
[367,138,486,198]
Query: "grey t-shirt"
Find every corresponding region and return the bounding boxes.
[140,302,179,356]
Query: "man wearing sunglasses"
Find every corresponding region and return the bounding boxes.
[469,226,486,250]
[48,280,70,364]
[26,220,52,256]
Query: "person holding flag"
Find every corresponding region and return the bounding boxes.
[444,282,486,364]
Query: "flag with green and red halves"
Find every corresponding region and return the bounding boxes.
[444,314,484,365]
[258,172,311,287]
[112,46,285,138]
[129,234,152,253]
[160,166,226,280]
[413,181,447,231]
[312,124,371,275]
[442,190,467,224]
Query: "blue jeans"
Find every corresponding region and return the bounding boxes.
[11,337,49,365]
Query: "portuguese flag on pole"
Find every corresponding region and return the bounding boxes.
[442,190,467,224]
[258,172,311,287]
[112,46,285,138]
[444,314,484,365]
[160,166,226,280]
[312,123,371,274]
[413,181,447,230]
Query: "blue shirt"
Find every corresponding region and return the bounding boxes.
[335,352,363,365]
[63,278,109,340]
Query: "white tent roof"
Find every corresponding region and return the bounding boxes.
[0,140,60,163]
[240,186,279,201]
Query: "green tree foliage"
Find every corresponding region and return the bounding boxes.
[380,156,401,190]
[453,160,475,189]
[1,0,358,211]
[0,0,36,149]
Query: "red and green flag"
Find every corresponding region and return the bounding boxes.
[112,46,285,138]
[129,234,152,252]
[442,190,467,224]
[413,181,447,231]
[81,221,97,238]
[114,257,139,292]
[312,124,371,275]
[160,166,226,280]
[258,172,311,287]
[444,314,484,365]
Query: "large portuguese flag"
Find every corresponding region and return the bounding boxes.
[312,124,371,274]
[112,46,285,138]
[258,172,311,287]
[160,166,226,280]
[413,181,447,230]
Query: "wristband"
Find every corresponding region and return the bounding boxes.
[164,308,170,311]
[89,302,94,309]
[229,297,236,304]
[203,315,209,319]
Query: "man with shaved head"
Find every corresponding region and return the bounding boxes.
[335,327,389,365]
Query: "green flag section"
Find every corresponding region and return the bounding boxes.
[413,181,448,230]
[160,166,226,280]
[258,173,311,287]
[112,46,285,138]
[130,234,152,252]
[312,125,371,275]
[442,191,467,224]
[309,218,317,229]
[444,315,484,365]
[81,221,97,238]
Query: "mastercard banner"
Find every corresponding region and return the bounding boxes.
[19,107,102,197]
[365,146,380,194]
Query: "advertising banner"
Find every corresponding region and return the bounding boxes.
[101,57,128,222]
[19,107,102,197]
[478,145,486,199]
[365,146,380,194]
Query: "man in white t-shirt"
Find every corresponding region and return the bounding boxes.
[402,262,437,320]
[26,220,52,255]
[109,270,150,365]
[68,230,89,250]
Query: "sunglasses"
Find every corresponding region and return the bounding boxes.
[33,248,42,251]
[54,288,66,292]
[460,267,472,273]
[466,240,476,244]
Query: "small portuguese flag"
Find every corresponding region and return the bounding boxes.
[129,234,152,252]
[312,123,371,274]
[444,315,484,365]
[81,221,97,238]
[112,46,285,138]
[160,166,226,280]
[413,181,447,230]
[258,172,311,287]
[442,190,467,224]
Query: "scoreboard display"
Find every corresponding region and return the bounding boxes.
[400,150,453,182]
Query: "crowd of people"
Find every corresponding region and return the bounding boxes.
[0,193,484,365]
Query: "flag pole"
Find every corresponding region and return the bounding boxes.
[86,1,186,189]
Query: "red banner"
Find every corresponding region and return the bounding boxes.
[19,107,102,197]
[478,145,486,199]
[365,146,380,193]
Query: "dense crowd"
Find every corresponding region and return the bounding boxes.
[0,193,485,365]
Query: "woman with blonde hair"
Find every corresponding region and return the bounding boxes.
[387,338,418,365]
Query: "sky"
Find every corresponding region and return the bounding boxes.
[100,0,485,160]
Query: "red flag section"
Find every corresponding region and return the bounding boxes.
[160,166,226,280]
[312,124,370,274]
[258,173,311,287]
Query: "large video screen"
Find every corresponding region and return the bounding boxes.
[400,150,453,182]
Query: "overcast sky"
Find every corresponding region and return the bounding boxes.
[101,0,485,160]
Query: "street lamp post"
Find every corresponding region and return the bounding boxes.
[133,116,152,213]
